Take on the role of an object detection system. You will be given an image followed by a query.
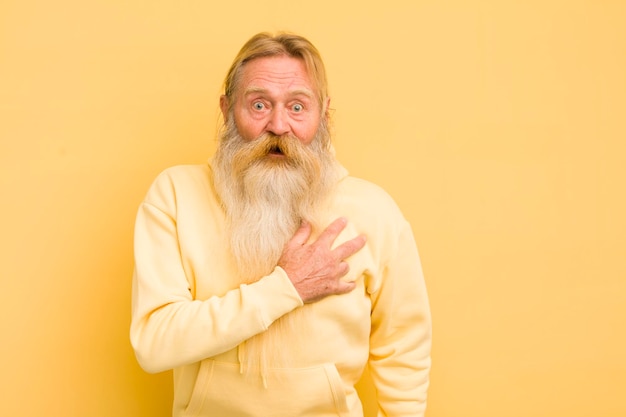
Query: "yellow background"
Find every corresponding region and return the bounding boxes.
[1,1,624,416]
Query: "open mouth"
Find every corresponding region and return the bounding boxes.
[268,145,285,156]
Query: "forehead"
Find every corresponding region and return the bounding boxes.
[238,55,316,98]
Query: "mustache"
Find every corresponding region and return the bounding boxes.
[215,113,334,186]
[231,133,319,173]
[254,134,292,157]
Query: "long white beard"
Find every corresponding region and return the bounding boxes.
[211,116,339,380]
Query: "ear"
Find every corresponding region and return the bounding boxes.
[219,95,229,122]
[323,96,331,120]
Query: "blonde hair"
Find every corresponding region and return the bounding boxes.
[223,32,329,111]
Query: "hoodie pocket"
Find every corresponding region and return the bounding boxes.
[184,360,350,417]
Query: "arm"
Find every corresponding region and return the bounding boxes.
[368,221,432,417]
[130,169,366,374]
[130,200,303,373]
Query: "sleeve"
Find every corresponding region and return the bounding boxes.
[368,221,432,417]
[129,173,303,374]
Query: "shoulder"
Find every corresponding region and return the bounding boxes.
[335,176,405,220]
[142,164,213,209]
[334,175,410,242]
[334,176,417,275]
[152,164,211,184]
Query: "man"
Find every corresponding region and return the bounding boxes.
[131,32,431,417]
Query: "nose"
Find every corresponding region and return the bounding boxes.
[266,107,291,136]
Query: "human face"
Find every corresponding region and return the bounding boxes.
[220,55,326,148]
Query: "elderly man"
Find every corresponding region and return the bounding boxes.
[131,32,431,416]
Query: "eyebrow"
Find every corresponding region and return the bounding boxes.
[243,86,315,100]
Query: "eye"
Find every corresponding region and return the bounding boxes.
[292,103,304,112]
[252,101,265,111]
